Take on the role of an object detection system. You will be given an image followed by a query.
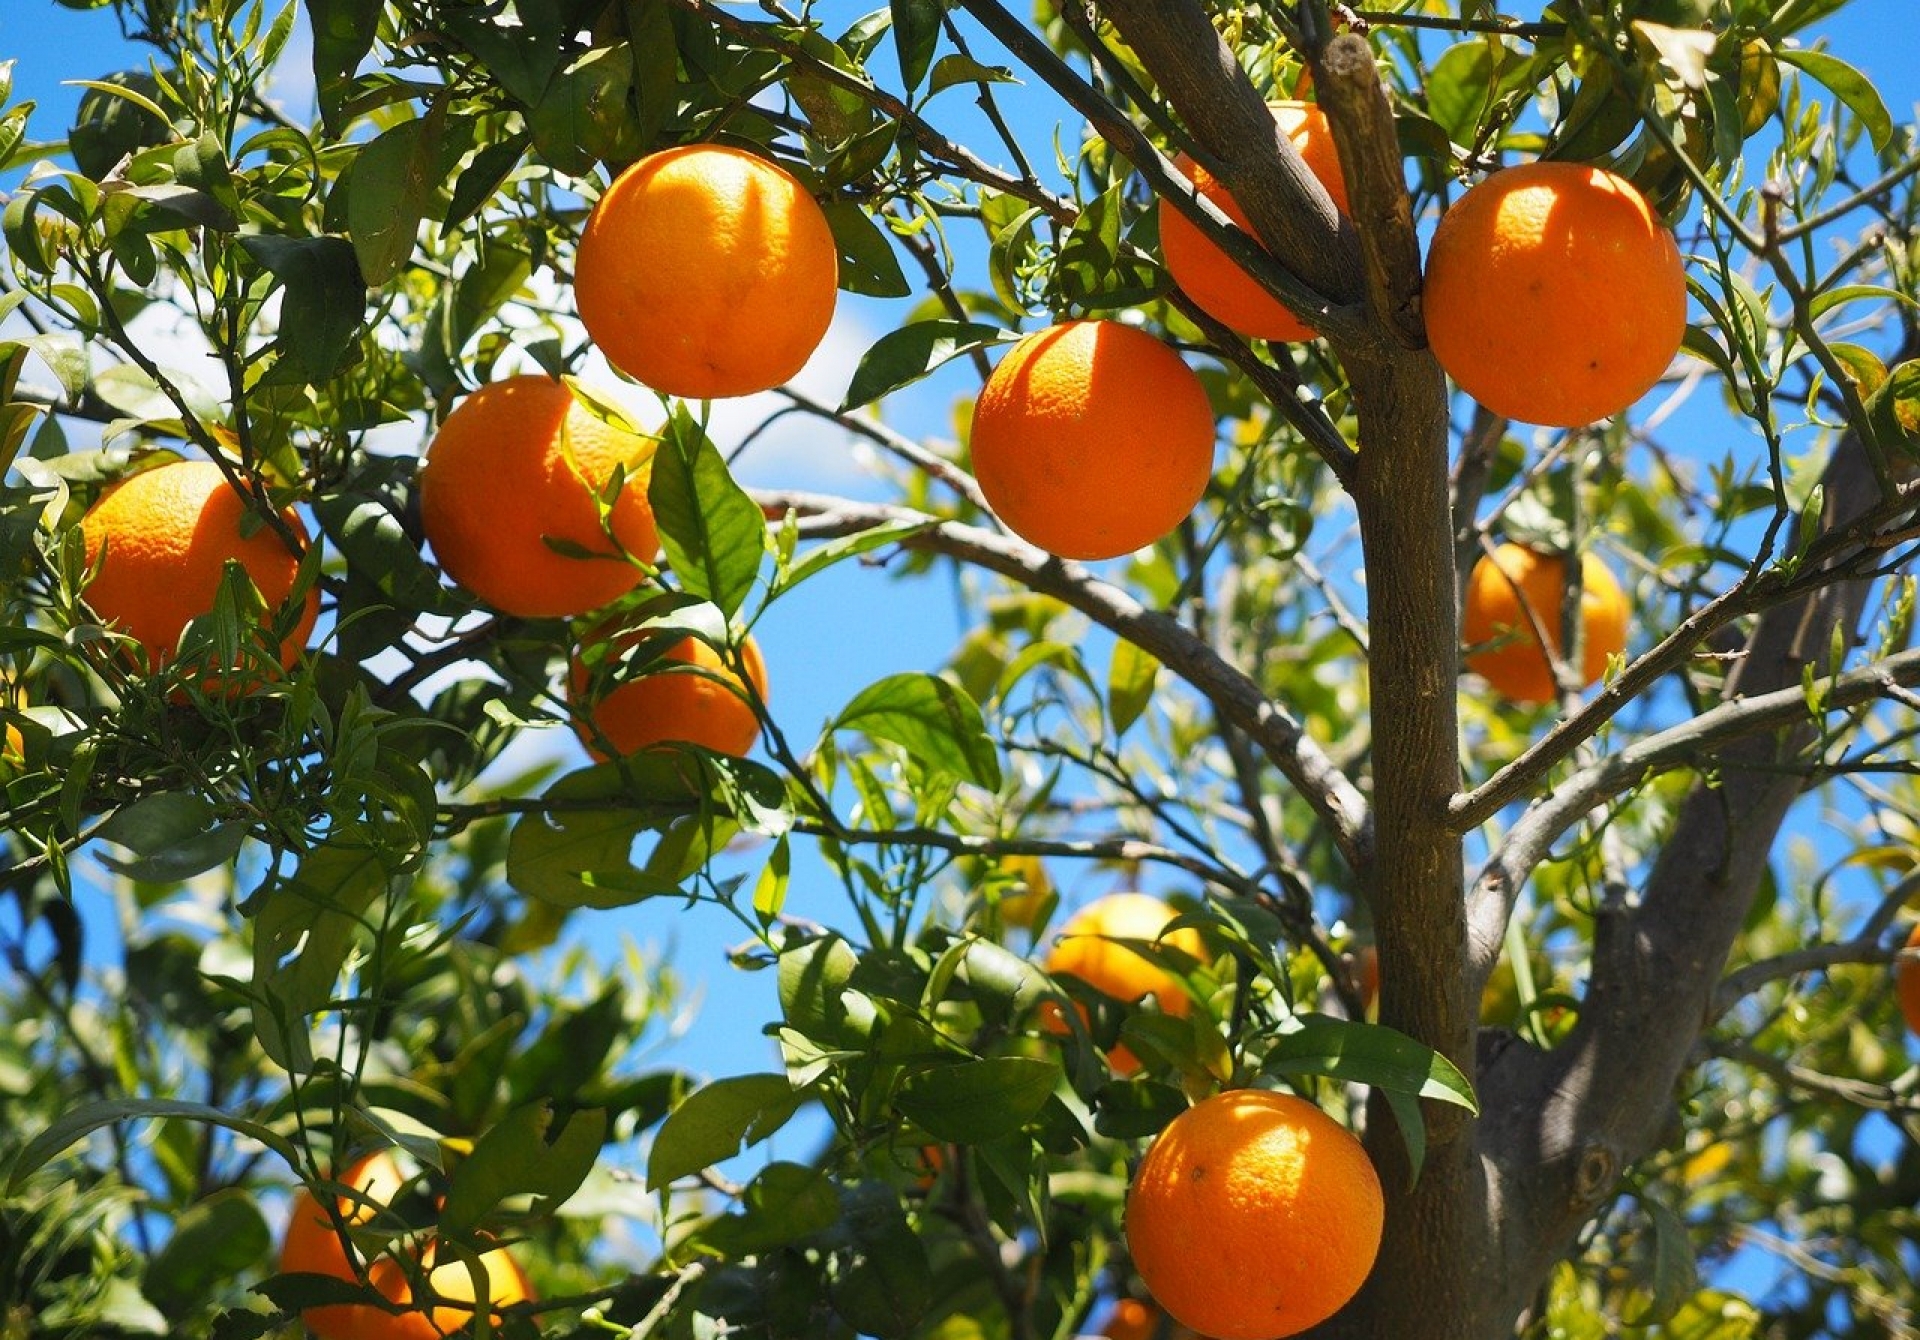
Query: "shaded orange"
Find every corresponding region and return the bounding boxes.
[1126,1089,1383,1340]
[1898,923,1920,1038]
[419,376,659,618]
[277,1151,533,1340]
[575,143,838,399]
[1157,102,1350,342]
[570,632,768,761]
[1042,893,1207,1075]
[970,321,1215,561]
[1103,1298,1161,1340]
[79,459,317,683]
[1423,161,1686,427]
[1462,542,1628,704]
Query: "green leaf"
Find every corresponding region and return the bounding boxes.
[779,517,932,593]
[311,487,448,609]
[832,671,1000,787]
[1264,1014,1479,1111]
[248,841,388,1071]
[829,1184,933,1339]
[647,410,766,619]
[307,0,383,132]
[238,234,367,385]
[346,114,442,287]
[1055,181,1161,311]
[1776,47,1893,152]
[1425,37,1531,143]
[823,201,910,298]
[1863,359,1920,456]
[439,1103,607,1235]
[1628,1196,1700,1326]
[895,1056,1060,1142]
[948,937,1052,1023]
[505,759,738,909]
[1380,1087,1428,1185]
[929,54,1018,98]
[646,1073,805,1189]
[753,834,790,928]
[779,934,879,1047]
[841,320,1010,412]
[95,792,245,883]
[529,45,648,174]
[890,0,942,92]
[1630,22,1715,91]
[1106,639,1158,736]
[697,1161,840,1255]
[143,1189,271,1314]
[10,1098,301,1193]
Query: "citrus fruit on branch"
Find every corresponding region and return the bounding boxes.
[1422,160,1687,427]
[418,375,660,619]
[1041,892,1207,1075]
[569,630,768,761]
[575,143,839,400]
[1125,1088,1384,1339]
[79,458,318,685]
[1157,101,1350,343]
[969,321,1216,561]
[1462,542,1629,704]
[276,1150,535,1340]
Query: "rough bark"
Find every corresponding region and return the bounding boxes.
[1467,420,1901,1332]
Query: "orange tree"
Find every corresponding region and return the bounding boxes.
[3,1,1920,1337]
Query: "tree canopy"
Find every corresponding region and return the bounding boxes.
[3,1,1920,1338]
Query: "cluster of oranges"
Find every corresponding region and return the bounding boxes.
[276,1149,532,1339]
[76,142,831,758]
[1158,102,1687,429]
[1033,891,1383,1338]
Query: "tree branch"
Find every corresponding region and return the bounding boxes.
[1466,644,1920,980]
[753,489,1372,872]
[1085,0,1368,342]
[1311,32,1426,349]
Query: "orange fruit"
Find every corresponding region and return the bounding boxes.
[1157,102,1350,342]
[1897,923,1920,1037]
[1354,944,1379,1019]
[1422,161,1686,427]
[1042,892,1207,1075]
[995,853,1053,930]
[419,375,659,618]
[1125,1089,1383,1340]
[970,321,1215,561]
[1102,1298,1162,1340]
[570,631,767,761]
[1462,542,1629,704]
[575,143,839,399]
[278,1151,533,1340]
[79,459,318,682]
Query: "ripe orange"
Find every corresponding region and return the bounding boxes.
[575,143,839,399]
[970,321,1215,561]
[1462,542,1629,704]
[1897,923,1920,1037]
[1422,161,1686,427]
[1126,1089,1383,1340]
[1157,102,1350,342]
[79,459,318,681]
[1042,892,1207,1075]
[570,631,767,761]
[278,1151,533,1340]
[419,375,660,618]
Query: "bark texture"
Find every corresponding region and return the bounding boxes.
[1088,3,1915,1336]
